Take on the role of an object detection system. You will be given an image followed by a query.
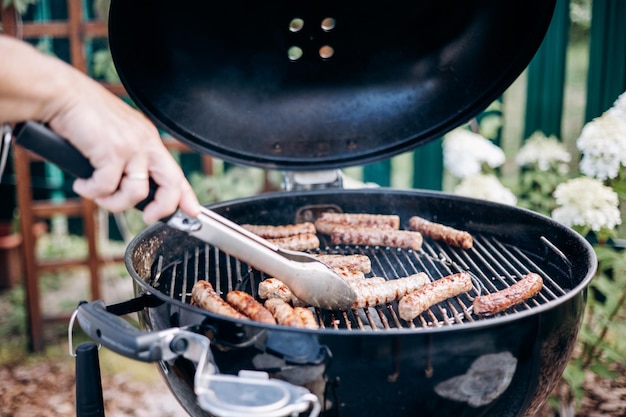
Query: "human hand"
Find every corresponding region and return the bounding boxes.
[0,36,201,223]
[47,77,202,223]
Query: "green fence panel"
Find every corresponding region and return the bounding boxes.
[585,0,626,122]
[363,159,392,187]
[412,139,443,190]
[524,0,570,139]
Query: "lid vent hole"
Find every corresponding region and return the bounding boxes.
[289,18,304,32]
[288,46,304,61]
[321,17,336,31]
[319,45,334,59]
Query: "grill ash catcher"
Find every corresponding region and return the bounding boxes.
[10,1,601,416]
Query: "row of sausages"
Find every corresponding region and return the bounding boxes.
[192,267,544,327]
[257,268,544,321]
[191,280,319,329]
[189,213,542,327]
[242,212,475,252]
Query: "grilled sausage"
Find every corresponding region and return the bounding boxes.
[352,273,430,308]
[257,278,306,306]
[226,290,276,325]
[408,216,474,249]
[349,276,387,288]
[330,225,423,251]
[473,273,543,316]
[332,266,366,284]
[258,277,293,302]
[294,307,319,329]
[192,280,249,320]
[313,254,372,273]
[314,212,400,234]
[398,272,473,321]
[267,233,320,251]
[265,298,305,327]
[241,222,316,239]
[258,267,364,302]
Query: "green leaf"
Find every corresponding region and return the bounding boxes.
[589,363,618,379]
[563,361,586,389]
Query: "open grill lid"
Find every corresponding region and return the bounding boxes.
[108,0,555,170]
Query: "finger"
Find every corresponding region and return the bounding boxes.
[72,162,124,200]
[178,180,202,218]
[94,174,151,213]
[141,182,180,223]
[139,147,193,222]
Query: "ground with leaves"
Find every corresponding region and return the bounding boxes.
[0,346,186,417]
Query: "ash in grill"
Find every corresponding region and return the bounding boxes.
[148,232,568,331]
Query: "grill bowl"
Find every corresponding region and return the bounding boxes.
[125,188,595,417]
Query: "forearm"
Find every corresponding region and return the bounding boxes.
[0,35,75,124]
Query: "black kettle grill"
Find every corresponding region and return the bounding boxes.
[16,1,599,416]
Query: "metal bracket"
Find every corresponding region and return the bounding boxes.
[0,124,12,183]
[178,330,322,417]
[166,210,203,233]
[281,170,344,192]
[195,369,321,417]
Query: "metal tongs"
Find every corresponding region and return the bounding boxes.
[11,121,357,310]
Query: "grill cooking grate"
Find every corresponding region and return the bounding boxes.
[149,233,570,330]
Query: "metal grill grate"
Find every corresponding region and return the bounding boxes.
[149,232,570,330]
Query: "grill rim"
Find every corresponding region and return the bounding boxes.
[126,188,596,336]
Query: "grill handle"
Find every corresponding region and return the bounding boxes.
[76,300,322,417]
[76,300,180,362]
[12,121,159,214]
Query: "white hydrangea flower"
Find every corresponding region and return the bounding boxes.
[551,177,621,232]
[577,111,626,180]
[608,91,626,122]
[443,128,505,179]
[453,173,518,205]
[515,131,571,172]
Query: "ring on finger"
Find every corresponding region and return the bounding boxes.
[125,173,149,181]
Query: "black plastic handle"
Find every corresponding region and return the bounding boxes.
[13,121,157,212]
[75,342,105,417]
[76,300,166,362]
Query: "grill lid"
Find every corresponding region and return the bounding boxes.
[108,0,555,170]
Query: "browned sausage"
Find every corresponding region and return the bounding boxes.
[314,212,400,234]
[265,298,305,327]
[294,307,319,329]
[241,222,316,239]
[473,273,543,316]
[349,277,387,288]
[332,266,366,284]
[408,216,474,249]
[352,273,430,308]
[192,280,249,320]
[398,272,473,321]
[267,233,320,251]
[257,278,304,305]
[330,225,423,251]
[226,290,276,325]
[313,254,372,273]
